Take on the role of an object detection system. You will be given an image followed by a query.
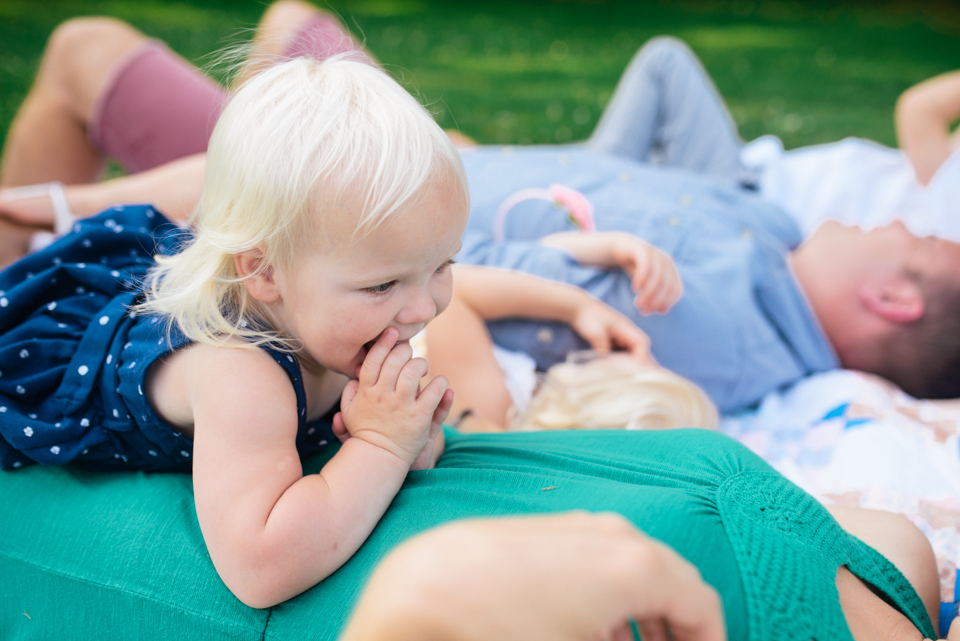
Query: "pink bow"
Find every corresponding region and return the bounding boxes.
[493,184,596,242]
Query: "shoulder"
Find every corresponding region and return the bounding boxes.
[146,339,298,435]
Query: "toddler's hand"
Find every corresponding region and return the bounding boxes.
[571,296,655,365]
[614,237,683,315]
[409,393,452,471]
[333,328,450,467]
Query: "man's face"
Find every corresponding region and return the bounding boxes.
[806,220,960,285]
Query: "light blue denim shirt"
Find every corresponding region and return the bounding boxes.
[457,146,838,413]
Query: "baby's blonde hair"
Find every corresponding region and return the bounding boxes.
[511,353,718,432]
[137,55,468,348]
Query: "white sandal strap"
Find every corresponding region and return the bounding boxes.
[1,182,76,235]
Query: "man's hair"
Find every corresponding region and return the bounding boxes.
[875,273,960,399]
[137,55,469,348]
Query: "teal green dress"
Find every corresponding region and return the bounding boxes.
[0,428,934,640]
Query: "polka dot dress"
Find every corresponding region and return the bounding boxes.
[0,205,335,472]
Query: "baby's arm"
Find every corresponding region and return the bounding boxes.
[427,265,651,425]
[896,69,960,185]
[539,231,683,315]
[186,332,448,608]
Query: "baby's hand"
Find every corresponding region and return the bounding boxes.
[571,295,655,365]
[333,328,450,467]
[613,236,683,315]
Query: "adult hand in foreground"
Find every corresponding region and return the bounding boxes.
[340,511,727,641]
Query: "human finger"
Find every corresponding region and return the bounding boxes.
[430,388,455,434]
[630,249,651,293]
[340,379,359,411]
[396,356,430,399]
[417,374,449,415]
[636,255,665,314]
[628,548,726,641]
[585,325,612,354]
[358,327,399,387]
[647,258,683,313]
[332,413,351,443]
[610,320,651,361]
[376,341,415,391]
[636,619,671,641]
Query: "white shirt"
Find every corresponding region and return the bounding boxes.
[742,135,960,241]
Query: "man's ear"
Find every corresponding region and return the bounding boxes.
[859,276,925,325]
[234,248,281,303]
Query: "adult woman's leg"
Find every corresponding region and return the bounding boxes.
[0,18,147,187]
[587,36,746,183]
[0,1,376,237]
[237,0,377,87]
[0,18,149,265]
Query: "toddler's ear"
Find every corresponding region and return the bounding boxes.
[235,248,281,303]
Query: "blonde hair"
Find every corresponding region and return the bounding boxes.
[136,55,468,348]
[511,353,718,432]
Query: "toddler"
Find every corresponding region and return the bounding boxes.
[0,55,468,607]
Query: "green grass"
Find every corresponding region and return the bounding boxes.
[1,0,958,151]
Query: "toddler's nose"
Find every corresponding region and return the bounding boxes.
[396,288,437,326]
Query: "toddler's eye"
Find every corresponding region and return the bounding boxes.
[435,259,456,273]
[364,281,395,295]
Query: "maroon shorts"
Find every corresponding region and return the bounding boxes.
[88,15,376,174]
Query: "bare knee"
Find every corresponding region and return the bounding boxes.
[40,17,147,116]
[46,17,144,68]
[261,0,332,29]
[255,0,335,55]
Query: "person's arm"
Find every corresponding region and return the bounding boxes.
[895,70,960,185]
[427,265,652,426]
[179,329,451,608]
[540,231,683,315]
[449,265,652,354]
[340,512,727,641]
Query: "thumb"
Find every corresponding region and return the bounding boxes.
[332,412,351,443]
[340,379,359,411]
[587,327,612,354]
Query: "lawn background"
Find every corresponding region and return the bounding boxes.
[1,0,958,154]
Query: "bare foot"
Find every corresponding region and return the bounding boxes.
[0,187,57,232]
[0,217,34,269]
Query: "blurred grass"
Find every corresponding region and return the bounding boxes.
[1,0,958,151]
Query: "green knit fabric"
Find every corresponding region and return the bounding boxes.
[718,472,934,640]
[0,428,934,640]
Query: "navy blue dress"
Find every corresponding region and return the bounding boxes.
[0,205,336,472]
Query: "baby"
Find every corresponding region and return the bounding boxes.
[0,55,468,607]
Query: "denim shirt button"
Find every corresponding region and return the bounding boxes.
[536,327,554,344]
[668,216,681,227]
[740,228,755,241]
[679,194,692,207]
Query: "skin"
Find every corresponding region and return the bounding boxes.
[0,7,953,631]
[0,1,332,265]
[790,219,960,372]
[341,510,943,641]
[895,69,960,186]
[427,232,682,427]
[341,513,727,641]
[427,264,657,425]
[146,175,468,608]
